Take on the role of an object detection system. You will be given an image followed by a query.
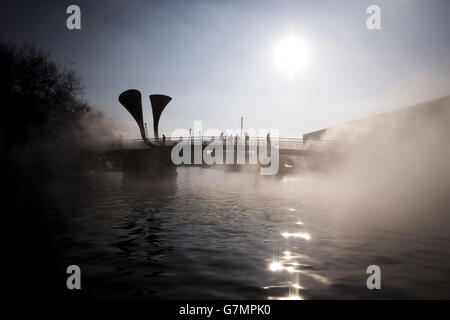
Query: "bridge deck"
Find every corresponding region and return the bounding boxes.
[80,137,355,155]
[77,137,356,173]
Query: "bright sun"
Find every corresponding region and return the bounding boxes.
[275,35,309,76]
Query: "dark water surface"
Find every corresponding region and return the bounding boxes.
[15,168,450,299]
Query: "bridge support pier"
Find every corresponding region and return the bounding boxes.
[122,147,177,181]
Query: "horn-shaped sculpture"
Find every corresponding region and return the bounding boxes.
[150,94,172,139]
[119,89,152,146]
[119,90,172,146]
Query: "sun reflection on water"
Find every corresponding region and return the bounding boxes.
[264,213,327,300]
[272,295,303,300]
[269,261,284,272]
[281,232,311,240]
[283,251,293,260]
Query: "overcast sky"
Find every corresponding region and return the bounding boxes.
[1,0,449,137]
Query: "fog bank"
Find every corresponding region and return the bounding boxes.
[300,96,450,229]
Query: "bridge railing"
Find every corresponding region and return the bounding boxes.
[79,136,358,152]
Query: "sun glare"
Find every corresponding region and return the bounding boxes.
[275,34,309,76]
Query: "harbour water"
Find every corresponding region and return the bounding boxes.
[13,167,450,299]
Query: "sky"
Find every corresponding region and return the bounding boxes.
[1,0,449,138]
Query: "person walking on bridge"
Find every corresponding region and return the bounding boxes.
[245,131,250,152]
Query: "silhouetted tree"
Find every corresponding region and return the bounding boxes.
[0,41,111,174]
[0,41,91,146]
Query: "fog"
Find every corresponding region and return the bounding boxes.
[292,96,450,231]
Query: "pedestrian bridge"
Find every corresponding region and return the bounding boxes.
[77,90,356,176]
[78,137,354,176]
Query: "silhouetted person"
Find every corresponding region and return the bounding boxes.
[162,134,166,145]
[266,132,271,156]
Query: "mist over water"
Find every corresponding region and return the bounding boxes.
[307,96,450,230]
[2,0,449,302]
[16,96,450,299]
[18,168,450,299]
[9,96,450,300]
